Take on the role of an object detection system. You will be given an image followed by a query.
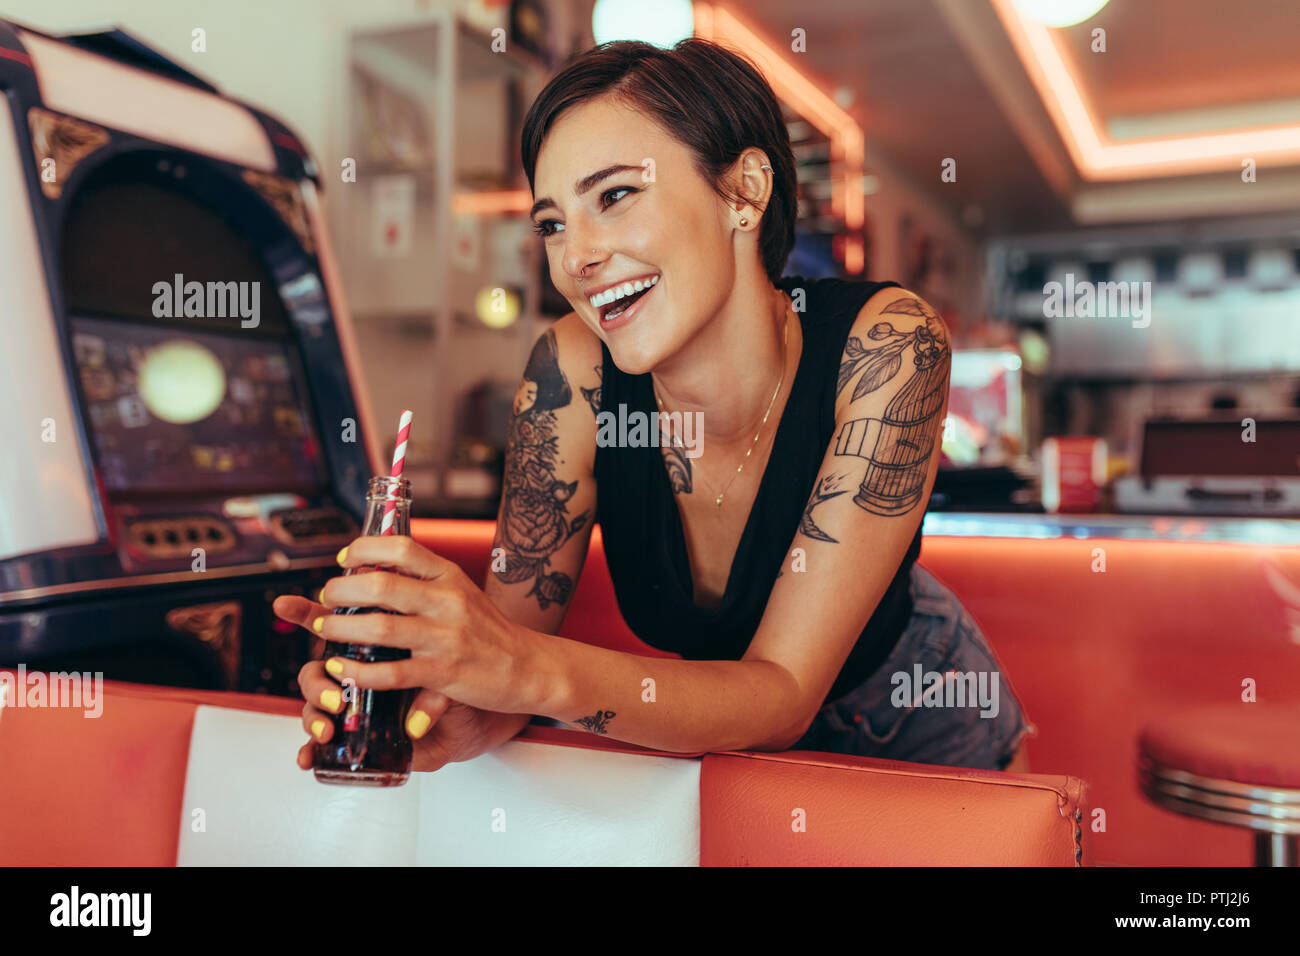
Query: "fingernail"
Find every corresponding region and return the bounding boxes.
[320,689,341,711]
[312,616,324,634]
[317,587,326,604]
[325,658,344,676]
[311,719,327,740]
[336,546,348,565]
[407,710,431,739]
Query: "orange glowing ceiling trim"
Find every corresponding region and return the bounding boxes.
[991,0,1300,180]
[452,189,532,216]
[695,3,865,232]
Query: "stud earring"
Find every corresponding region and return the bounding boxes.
[739,217,749,227]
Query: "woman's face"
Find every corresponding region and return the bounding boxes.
[531,95,742,375]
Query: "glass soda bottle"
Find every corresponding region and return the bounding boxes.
[312,475,415,787]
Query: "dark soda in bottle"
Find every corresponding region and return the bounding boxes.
[312,476,415,787]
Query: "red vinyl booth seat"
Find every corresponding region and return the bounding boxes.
[0,674,1088,866]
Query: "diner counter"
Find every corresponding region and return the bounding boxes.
[923,511,1300,545]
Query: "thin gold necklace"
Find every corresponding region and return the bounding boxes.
[654,300,791,508]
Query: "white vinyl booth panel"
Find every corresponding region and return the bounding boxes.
[177,706,701,866]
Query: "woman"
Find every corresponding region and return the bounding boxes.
[274,38,1032,772]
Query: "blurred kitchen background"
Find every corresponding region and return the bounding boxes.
[6,0,1299,524]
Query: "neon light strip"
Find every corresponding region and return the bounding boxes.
[991,0,1300,179]
[452,190,532,216]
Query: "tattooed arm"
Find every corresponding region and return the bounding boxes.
[499,290,949,755]
[484,313,601,636]
[738,288,952,747]
[471,296,946,754]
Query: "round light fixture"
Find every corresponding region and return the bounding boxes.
[592,0,695,48]
[137,339,227,424]
[1012,0,1110,28]
[476,286,521,329]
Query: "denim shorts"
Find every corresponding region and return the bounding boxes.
[793,564,1034,770]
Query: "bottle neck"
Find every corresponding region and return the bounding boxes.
[360,475,411,537]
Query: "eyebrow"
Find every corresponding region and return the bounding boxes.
[529,163,643,221]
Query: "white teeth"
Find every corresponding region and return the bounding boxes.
[588,274,658,310]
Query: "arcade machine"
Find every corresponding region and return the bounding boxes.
[0,21,385,695]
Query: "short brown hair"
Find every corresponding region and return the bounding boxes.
[521,38,797,285]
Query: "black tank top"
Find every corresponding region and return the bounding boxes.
[594,275,923,705]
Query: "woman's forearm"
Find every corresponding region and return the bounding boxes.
[524,630,807,753]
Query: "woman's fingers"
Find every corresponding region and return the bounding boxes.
[405,688,451,740]
[337,535,456,582]
[273,594,328,630]
[320,653,426,693]
[301,700,333,743]
[297,659,346,716]
[313,608,431,652]
[320,569,441,618]
[296,741,315,770]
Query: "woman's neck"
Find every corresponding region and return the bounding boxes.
[651,278,799,450]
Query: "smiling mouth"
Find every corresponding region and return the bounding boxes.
[594,275,659,321]
[603,285,652,320]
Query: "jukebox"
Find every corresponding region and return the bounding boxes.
[0,21,383,695]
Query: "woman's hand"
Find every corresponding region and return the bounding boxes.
[289,654,527,773]
[273,535,552,716]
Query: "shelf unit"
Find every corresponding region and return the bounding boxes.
[333,10,550,486]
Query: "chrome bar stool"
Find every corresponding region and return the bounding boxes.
[1138,703,1300,866]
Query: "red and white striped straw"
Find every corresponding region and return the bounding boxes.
[381,409,412,536]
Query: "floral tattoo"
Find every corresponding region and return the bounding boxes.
[494,330,591,610]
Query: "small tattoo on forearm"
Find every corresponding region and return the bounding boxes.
[574,709,616,734]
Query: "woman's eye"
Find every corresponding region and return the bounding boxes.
[600,186,635,208]
[532,187,637,239]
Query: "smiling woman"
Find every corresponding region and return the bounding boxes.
[279,38,1030,774]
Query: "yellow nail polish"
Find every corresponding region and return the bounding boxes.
[311,719,327,740]
[312,616,324,634]
[407,710,431,739]
[317,588,326,604]
[321,689,341,711]
[325,658,344,676]
[336,546,348,565]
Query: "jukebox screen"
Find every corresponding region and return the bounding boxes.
[70,315,327,495]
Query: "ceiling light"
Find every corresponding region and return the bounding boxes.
[1012,0,1110,28]
[592,0,695,48]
